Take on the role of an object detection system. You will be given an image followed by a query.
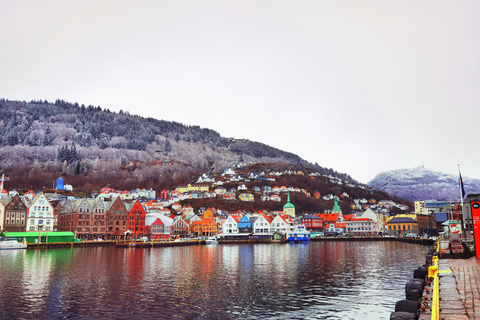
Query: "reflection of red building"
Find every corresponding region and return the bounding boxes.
[126,199,146,239]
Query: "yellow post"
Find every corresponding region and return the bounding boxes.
[429,255,440,320]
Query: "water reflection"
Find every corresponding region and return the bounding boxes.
[0,241,427,319]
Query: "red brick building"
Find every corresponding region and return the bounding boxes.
[126,199,146,239]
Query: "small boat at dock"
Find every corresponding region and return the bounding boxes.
[287,225,310,244]
[0,239,27,250]
[205,236,218,245]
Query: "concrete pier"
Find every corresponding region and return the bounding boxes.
[420,257,480,320]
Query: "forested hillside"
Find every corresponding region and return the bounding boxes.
[0,99,353,192]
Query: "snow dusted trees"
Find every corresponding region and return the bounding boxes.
[0,98,320,192]
[57,142,79,164]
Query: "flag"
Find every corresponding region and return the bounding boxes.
[459,169,466,199]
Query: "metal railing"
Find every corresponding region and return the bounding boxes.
[428,236,442,320]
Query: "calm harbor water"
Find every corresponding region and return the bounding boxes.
[0,241,428,320]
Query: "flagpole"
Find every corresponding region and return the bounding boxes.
[458,164,464,208]
[458,164,469,238]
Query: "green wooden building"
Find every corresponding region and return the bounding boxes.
[1,231,75,244]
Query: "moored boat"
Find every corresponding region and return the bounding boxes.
[0,239,27,250]
[205,236,218,245]
[287,225,310,243]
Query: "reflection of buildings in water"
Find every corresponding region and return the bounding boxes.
[123,248,146,295]
[20,249,74,312]
[221,245,239,272]
[0,249,27,270]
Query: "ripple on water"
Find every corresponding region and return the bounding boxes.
[0,242,428,319]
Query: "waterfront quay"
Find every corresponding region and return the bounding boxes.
[422,257,480,320]
[27,239,204,249]
[24,236,434,249]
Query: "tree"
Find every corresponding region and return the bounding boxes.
[43,127,52,146]
[164,139,172,155]
[75,161,81,175]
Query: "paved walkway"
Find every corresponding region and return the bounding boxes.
[439,257,480,320]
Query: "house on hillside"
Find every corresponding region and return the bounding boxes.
[262,186,272,193]
[215,187,227,195]
[223,192,236,200]
[222,168,236,176]
[239,193,254,202]
[270,194,281,202]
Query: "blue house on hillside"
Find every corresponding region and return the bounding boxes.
[56,177,65,190]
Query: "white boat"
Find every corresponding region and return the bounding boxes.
[0,240,27,250]
[205,236,218,245]
[287,225,311,243]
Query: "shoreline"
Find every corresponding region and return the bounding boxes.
[23,236,434,249]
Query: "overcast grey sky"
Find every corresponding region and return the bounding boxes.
[1,1,478,183]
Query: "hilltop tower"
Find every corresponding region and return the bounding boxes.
[283,192,296,218]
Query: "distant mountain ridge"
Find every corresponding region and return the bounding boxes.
[368,167,480,202]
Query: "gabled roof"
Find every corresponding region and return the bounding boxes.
[262,214,274,223]
[145,213,173,226]
[191,217,216,226]
[151,218,164,226]
[278,214,293,223]
[315,213,339,223]
[230,214,242,223]
[302,214,322,220]
[350,218,372,222]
